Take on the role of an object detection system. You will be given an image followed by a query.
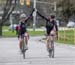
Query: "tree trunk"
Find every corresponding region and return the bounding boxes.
[0,24,2,37]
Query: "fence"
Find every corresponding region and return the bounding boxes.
[57,27,75,44]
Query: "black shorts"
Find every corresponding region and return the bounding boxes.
[46,28,52,35]
[18,30,27,38]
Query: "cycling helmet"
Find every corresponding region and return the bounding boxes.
[20,13,26,18]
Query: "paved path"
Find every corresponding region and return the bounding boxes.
[0,36,75,65]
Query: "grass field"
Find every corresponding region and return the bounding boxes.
[2,26,44,37]
[57,30,75,45]
[2,26,75,44]
[3,31,44,37]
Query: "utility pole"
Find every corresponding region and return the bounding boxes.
[9,14,14,32]
[33,0,36,31]
[54,2,56,12]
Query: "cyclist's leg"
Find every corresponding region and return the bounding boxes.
[18,35,23,50]
[24,32,29,50]
[50,34,55,50]
[46,29,50,49]
[46,35,49,49]
[24,32,28,45]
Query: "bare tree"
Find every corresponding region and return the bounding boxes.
[0,0,16,36]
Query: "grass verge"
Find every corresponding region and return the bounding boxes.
[2,26,75,45]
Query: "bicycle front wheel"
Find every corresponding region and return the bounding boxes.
[51,41,54,58]
[22,38,26,59]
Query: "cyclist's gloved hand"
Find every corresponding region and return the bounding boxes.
[33,8,37,12]
[33,8,35,11]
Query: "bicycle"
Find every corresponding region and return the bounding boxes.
[21,34,28,59]
[47,34,55,58]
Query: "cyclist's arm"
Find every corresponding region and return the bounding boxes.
[37,11,48,21]
[25,9,34,22]
[55,23,58,32]
[55,21,58,38]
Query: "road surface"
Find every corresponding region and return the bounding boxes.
[0,36,75,65]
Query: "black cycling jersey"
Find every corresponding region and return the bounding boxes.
[37,11,58,35]
[19,22,27,35]
[18,9,34,36]
[46,20,58,31]
[46,20,58,35]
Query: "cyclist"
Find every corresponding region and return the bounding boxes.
[18,10,34,52]
[37,10,58,50]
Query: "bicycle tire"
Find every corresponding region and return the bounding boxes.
[49,49,52,58]
[22,37,26,59]
[48,40,52,58]
[23,42,25,59]
[51,41,54,58]
[48,40,54,58]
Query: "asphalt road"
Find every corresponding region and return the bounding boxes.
[0,36,75,65]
